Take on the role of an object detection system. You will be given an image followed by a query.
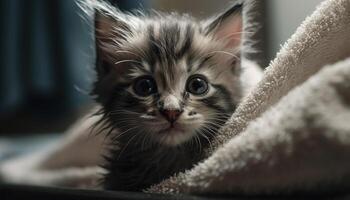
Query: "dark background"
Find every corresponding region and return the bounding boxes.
[0,0,323,135]
[0,0,148,134]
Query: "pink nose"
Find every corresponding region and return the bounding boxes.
[160,109,183,123]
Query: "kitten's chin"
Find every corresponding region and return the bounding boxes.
[154,124,197,147]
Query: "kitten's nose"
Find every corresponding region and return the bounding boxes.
[160,109,183,123]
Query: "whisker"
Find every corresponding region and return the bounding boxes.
[195,134,202,153]
[210,50,240,60]
[199,50,240,62]
[197,130,213,152]
[114,50,142,58]
[117,130,141,159]
[111,126,139,141]
[202,119,224,127]
[221,31,255,40]
[114,59,143,66]
[206,118,230,123]
[201,125,218,138]
[109,109,142,114]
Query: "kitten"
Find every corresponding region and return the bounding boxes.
[88,0,244,191]
[0,0,255,192]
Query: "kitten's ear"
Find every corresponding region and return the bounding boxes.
[95,10,129,51]
[94,6,130,77]
[205,3,243,49]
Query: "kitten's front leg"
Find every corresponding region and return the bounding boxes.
[1,159,105,189]
[0,107,111,188]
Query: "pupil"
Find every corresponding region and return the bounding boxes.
[186,75,208,95]
[192,79,204,92]
[140,80,152,93]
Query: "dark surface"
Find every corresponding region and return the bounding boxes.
[0,184,228,200]
[1,184,350,200]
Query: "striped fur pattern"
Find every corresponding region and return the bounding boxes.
[83,0,244,191]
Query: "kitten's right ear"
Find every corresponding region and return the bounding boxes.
[94,9,129,52]
[94,7,130,76]
[78,0,131,78]
[80,0,129,53]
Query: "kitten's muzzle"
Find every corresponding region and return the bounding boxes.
[159,109,183,123]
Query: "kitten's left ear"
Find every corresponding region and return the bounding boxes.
[205,2,243,49]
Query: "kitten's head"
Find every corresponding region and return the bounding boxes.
[90,1,243,146]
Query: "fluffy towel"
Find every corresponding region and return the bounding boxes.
[148,0,350,194]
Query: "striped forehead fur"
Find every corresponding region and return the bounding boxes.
[79,0,258,56]
[80,0,242,50]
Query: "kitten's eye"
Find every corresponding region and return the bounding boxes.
[133,76,157,97]
[186,75,209,95]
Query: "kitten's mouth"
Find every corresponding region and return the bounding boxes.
[158,123,185,134]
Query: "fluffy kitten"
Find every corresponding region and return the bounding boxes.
[88,0,244,191]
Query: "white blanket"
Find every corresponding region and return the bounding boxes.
[148,0,350,194]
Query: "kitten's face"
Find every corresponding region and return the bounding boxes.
[92,2,243,146]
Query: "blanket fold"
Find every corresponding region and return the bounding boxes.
[148,0,350,194]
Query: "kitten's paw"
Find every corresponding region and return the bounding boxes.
[55,167,106,189]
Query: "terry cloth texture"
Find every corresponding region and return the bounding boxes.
[148,0,350,194]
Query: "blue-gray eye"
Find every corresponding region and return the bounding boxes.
[186,75,209,95]
[133,76,157,97]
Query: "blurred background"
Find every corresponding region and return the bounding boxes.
[0,0,323,154]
